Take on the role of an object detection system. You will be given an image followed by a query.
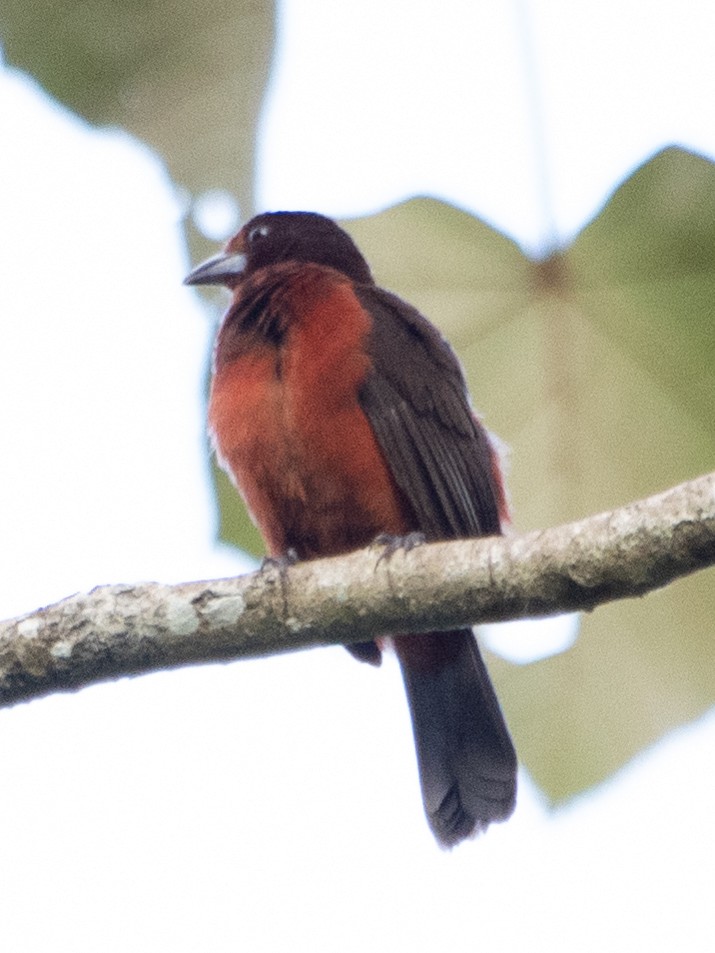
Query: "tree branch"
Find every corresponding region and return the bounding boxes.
[1,473,713,708]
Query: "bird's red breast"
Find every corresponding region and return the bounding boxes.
[208,261,412,558]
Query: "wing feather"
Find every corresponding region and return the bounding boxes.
[357,286,502,540]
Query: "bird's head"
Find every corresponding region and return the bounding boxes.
[184,211,373,289]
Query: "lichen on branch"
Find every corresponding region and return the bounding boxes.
[0,472,713,708]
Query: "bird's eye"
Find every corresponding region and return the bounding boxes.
[248,224,270,243]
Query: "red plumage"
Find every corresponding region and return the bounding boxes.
[185,211,516,847]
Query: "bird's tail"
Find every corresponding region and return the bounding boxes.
[395,629,517,848]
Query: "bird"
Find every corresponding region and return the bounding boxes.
[185,210,517,847]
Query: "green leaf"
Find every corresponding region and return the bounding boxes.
[0,0,275,230]
[344,147,715,800]
[212,461,264,560]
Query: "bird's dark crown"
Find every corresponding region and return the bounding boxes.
[229,211,373,285]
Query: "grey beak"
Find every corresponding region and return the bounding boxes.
[183,251,247,287]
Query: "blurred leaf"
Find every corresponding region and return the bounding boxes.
[496,570,715,799]
[213,461,264,559]
[0,0,274,243]
[344,146,715,800]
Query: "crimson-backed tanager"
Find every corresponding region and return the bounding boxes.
[185,211,517,847]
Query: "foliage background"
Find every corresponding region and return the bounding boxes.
[0,1,713,950]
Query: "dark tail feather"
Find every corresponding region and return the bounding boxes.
[395,629,517,848]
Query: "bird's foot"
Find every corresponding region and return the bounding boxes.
[374,532,426,563]
[260,548,299,574]
[259,549,299,610]
[259,548,299,589]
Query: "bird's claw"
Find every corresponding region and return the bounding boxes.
[374,532,426,564]
[260,548,299,576]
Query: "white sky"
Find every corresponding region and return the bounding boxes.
[1,2,714,950]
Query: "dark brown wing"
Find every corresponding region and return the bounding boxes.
[357,286,517,846]
[357,286,503,541]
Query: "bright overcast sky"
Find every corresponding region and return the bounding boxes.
[1,1,714,950]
